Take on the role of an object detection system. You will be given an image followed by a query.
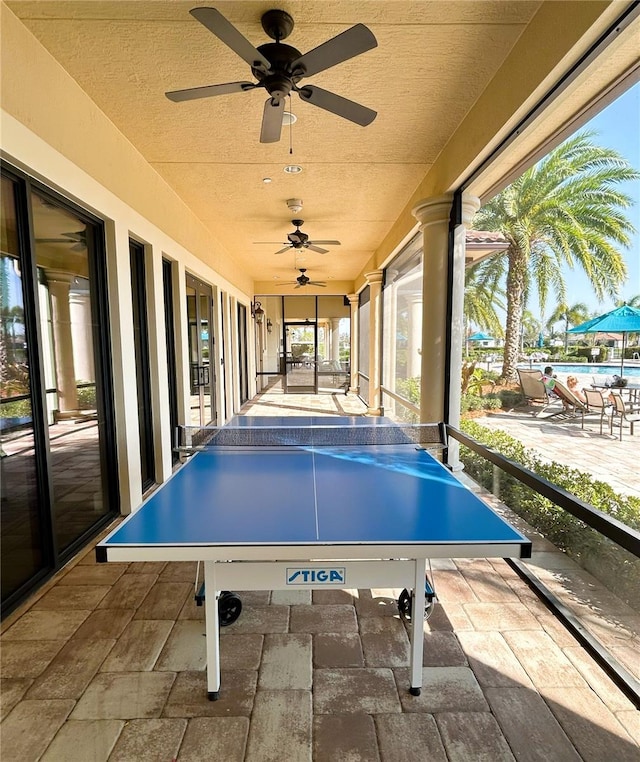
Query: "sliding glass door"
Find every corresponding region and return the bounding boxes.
[1,171,118,615]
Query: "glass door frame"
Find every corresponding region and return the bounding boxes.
[162,259,180,465]
[185,273,216,427]
[130,239,155,492]
[237,302,249,405]
[283,320,318,393]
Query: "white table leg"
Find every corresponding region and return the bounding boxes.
[409,558,426,695]
[204,561,221,700]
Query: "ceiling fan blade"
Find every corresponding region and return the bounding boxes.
[298,85,376,126]
[291,24,377,78]
[190,7,271,73]
[166,81,256,102]
[306,245,329,254]
[308,281,327,287]
[260,97,285,143]
[274,246,292,255]
[310,240,341,246]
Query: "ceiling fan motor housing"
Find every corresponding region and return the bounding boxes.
[253,43,303,99]
[288,220,307,245]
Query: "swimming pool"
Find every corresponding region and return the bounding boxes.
[522,363,640,377]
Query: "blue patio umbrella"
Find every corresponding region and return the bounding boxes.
[467,332,493,341]
[567,304,640,374]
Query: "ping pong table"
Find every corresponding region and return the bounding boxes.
[97,417,531,700]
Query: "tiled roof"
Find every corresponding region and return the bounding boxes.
[466,229,509,245]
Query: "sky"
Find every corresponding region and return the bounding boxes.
[535,82,640,323]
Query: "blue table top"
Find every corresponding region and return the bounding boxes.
[101,442,529,551]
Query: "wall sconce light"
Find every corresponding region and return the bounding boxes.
[266,318,273,333]
[251,301,264,324]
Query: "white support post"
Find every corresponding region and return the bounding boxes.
[409,558,426,695]
[204,561,221,700]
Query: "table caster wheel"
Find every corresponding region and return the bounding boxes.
[398,588,412,621]
[218,591,242,626]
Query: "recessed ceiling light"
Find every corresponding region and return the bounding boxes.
[262,177,272,183]
[282,111,297,126]
[284,164,303,174]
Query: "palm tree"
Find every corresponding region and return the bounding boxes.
[521,310,542,350]
[473,132,638,380]
[616,294,640,308]
[546,301,591,353]
[464,256,505,338]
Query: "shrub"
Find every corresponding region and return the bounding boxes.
[459,419,640,607]
[77,385,97,409]
[395,377,420,406]
[0,398,32,417]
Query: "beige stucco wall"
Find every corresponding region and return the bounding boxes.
[352,0,624,291]
[0,3,251,295]
[1,4,257,513]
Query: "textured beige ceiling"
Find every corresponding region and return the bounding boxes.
[3,0,560,286]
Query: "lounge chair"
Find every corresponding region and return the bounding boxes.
[549,379,588,420]
[582,388,611,435]
[517,369,555,415]
[609,391,640,440]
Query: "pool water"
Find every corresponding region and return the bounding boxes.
[523,363,640,377]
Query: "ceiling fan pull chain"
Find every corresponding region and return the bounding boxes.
[289,94,294,154]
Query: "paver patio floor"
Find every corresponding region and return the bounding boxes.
[1,386,638,760]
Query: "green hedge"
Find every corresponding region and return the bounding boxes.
[459,419,640,607]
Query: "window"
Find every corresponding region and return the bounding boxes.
[382,234,423,419]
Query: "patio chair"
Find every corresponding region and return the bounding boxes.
[517,369,555,415]
[582,388,611,435]
[609,391,640,440]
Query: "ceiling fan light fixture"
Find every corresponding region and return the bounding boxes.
[284,164,302,174]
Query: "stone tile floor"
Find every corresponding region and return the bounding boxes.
[1,386,638,760]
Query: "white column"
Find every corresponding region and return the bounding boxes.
[330,318,341,364]
[47,271,79,414]
[365,270,384,416]
[449,194,481,469]
[69,289,95,384]
[347,293,359,393]
[411,196,453,424]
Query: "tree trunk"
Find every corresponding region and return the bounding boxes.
[501,248,527,381]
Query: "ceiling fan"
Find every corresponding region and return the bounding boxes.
[35,230,87,252]
[166,7,378,143]
[257,220,341,255]
[280,268,327,288]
